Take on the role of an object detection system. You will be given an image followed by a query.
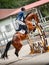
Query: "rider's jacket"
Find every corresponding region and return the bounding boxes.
[15,11,27,34]
[16,11,25,21]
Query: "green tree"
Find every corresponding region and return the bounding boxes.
[0,0,38,8]
[40,3,49,17]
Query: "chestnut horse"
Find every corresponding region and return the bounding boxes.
[1,13,40,59]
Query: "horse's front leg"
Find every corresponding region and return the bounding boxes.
[1,40,12,59]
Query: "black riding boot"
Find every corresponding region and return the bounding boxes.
[1,40,12,59]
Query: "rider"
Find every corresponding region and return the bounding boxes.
[15,7,28,34]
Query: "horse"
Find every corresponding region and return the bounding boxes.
[1,12,44,59]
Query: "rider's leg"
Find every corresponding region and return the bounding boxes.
[21,25,28,34]
[16,24,28,34]
[16,24,22,31]
[1,40,12,58]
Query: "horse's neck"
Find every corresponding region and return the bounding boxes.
[25,13,39,23]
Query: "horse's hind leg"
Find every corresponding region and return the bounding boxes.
[15,49,19,57]
[1,40,12,59]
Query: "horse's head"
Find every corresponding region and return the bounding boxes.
[23,12,38,32]
[24,12,39,24]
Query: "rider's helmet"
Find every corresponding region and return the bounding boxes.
[21,7,25,11]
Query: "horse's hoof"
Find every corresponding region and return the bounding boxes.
[15,52,19,57]
[1,53,8,59]
[1,54,5,59]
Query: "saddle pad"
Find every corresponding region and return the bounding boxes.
[19,30,25,34]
